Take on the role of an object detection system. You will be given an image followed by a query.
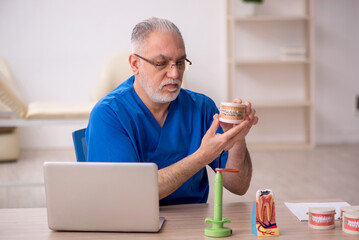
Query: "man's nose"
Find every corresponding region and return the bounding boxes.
[166,64,180,79]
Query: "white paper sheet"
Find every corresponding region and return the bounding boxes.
[284,201,350,221]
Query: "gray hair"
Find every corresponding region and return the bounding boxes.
[131,17,184,54]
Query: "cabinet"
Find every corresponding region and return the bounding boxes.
[226,0,315,149]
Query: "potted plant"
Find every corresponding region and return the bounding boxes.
[242,0,263,16]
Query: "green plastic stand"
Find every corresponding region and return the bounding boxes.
[205,171,232,237]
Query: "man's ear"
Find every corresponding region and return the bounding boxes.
[129,54,139,75]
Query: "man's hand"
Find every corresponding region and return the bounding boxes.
[158,99,258,200]
[220,99,258,149]
[216,99,258,195]
[196,113,250,165]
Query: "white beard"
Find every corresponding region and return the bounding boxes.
[137,67,182,103]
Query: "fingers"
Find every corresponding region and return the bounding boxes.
[222,120,249,143]
[247,108,256,124]
[207,113,220,135]
[232,99,258,126]
[232,99,251,117]
[222,123,248,151]
[233,98,242,104]
[219,121,233,132]
[245,101,251,116]
[205,101,258,153]
[246,105,258,126]
[252,115,259,125]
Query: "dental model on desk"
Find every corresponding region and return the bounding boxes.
[252,189,280,236]
[205,150,240,238]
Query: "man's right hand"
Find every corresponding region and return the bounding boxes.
[197,113,250,165]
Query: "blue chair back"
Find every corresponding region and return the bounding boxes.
[72,128,88,162]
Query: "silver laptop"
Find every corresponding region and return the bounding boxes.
[43,162,164,232]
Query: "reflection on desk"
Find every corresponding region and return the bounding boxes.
[0,202,351,240]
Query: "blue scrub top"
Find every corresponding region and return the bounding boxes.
[86,76,228,205]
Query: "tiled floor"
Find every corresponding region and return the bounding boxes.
[0,143,358,208]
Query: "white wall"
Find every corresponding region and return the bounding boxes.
[0,0,358,148]
[314,0,359,143]
[0,0,227,148]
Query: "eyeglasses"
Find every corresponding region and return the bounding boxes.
[134,54,192,72]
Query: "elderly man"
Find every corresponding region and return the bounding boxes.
[86,17,258,205]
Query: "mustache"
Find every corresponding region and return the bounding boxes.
[159,79,182,89]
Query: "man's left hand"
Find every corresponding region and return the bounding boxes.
[220,99,258,148]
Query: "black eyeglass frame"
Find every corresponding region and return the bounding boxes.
[134,54,192,71]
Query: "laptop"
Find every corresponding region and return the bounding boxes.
[43,162,165,232]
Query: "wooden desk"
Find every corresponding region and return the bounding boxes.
[0,202,354,239]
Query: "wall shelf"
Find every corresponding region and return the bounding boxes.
[226,0,315,149]
[253,100,312,108]
[235,16,310,22]
[235,59,310,65]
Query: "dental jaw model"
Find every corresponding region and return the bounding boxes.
[308,207,335,230]
[219,102,245,124]
[251,189,279,236]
